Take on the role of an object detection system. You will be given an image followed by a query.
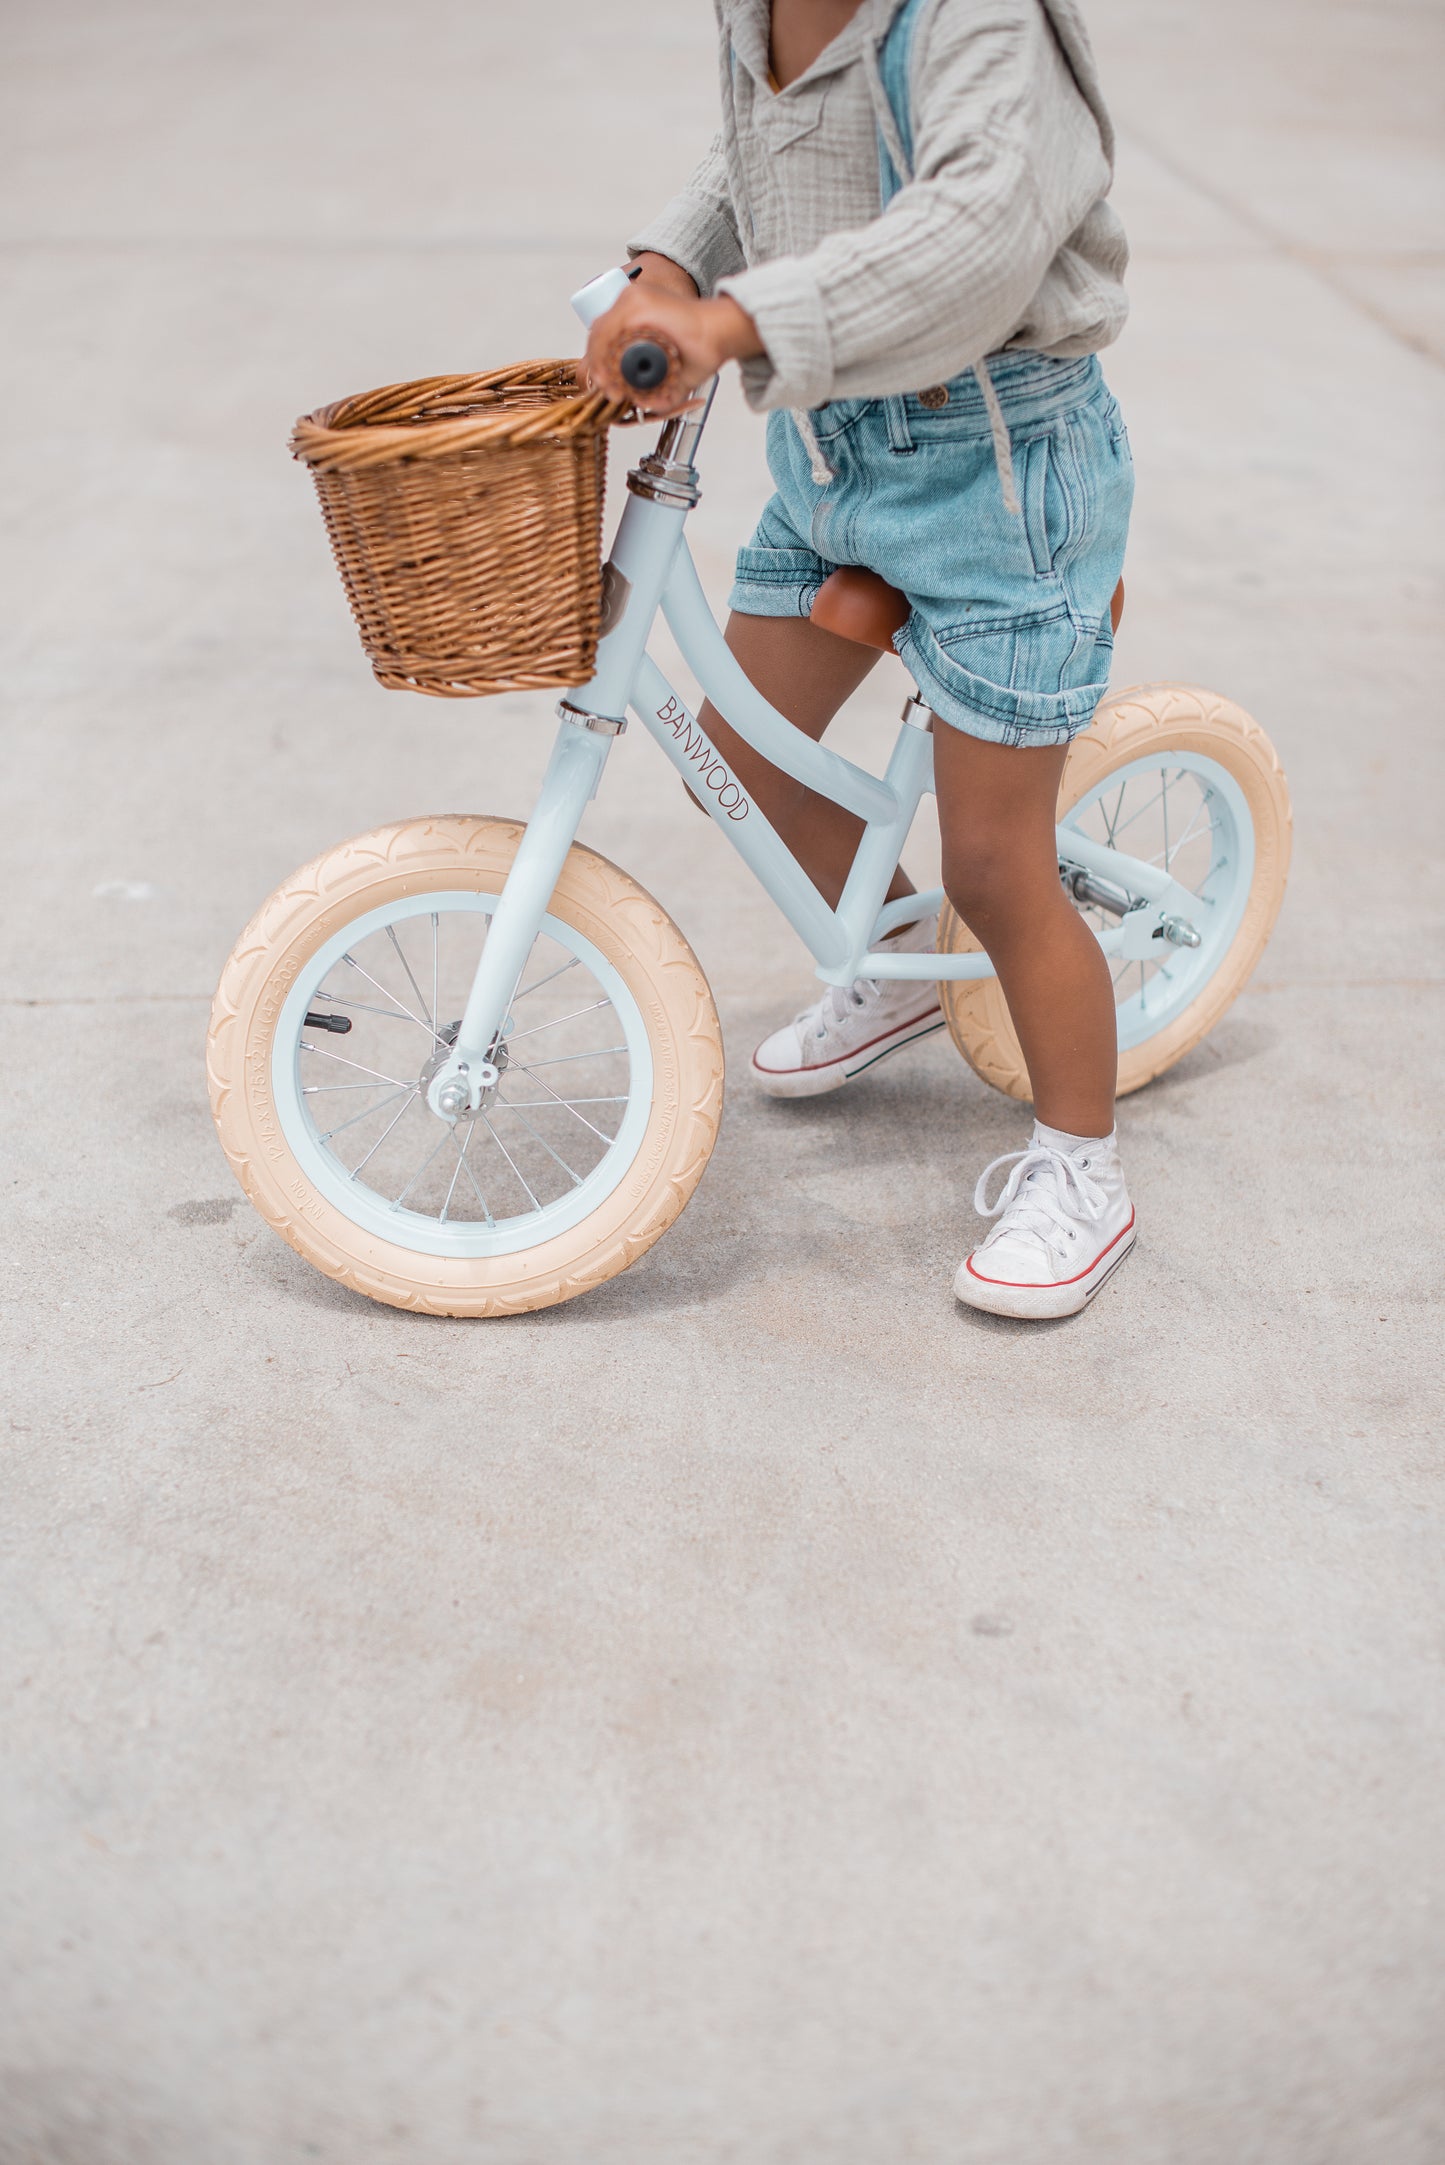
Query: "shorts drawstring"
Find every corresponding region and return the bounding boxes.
[791,407,834,487]
[971,354,1021,517]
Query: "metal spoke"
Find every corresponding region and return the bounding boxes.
[350,1087,421,1177]
[1099,779,1129,849]
[439,1129,468,1221]
[300,1041,411,1088]
[386,923,434,1032]
[431,913,439,1054]
[505,998,610,1044]
[318,1085,411,1144]
[509,1063,619,1145]
[511,955,580,1004]
[341,952,439,1042]
[520,1045,627,1069]
[497,1096,629,1107]
[391,1125,455,1209]
[494,1099,585,1188]
[1104,782,1169,846]
[477,1110,541,1211]
[303,1079,410,1094]
[449,1121,494,1224]
[1147,800,1211,871]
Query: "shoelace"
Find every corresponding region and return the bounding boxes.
[974,1143,1109,1264]
[799,979,873,1040]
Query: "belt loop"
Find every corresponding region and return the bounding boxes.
[883,394,915,455]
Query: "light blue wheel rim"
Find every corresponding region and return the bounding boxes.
[1061,751,1255,1053]
[272,891,654,1260]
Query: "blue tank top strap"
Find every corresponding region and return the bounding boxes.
[875,0,930,206]
[871,0,1024,515]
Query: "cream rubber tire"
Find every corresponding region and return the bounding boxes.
[207,816,724,1316]
[937,683,1292,1101]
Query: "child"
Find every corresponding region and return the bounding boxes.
[586,0,1135,1319]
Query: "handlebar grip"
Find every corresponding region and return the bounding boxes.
[620,341,673,394]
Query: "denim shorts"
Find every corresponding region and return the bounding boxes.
[729,352,1134,748]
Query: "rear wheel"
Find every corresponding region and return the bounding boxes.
[207,817,724,1315]
[937,683,1292,1100]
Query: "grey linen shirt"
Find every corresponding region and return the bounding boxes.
[626,0,1128,414]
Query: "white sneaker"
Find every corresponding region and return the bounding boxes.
[750,917,944,1098]
[955,1125,1136,1319]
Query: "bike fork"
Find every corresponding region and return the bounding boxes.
[424,711,618,1118]
[424,370,703,1121]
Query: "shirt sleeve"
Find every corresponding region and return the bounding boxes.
[625,134,748,297]
[716,1,1114,410]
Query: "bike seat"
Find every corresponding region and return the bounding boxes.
[810,568,1127,648]
[809,568,910,651]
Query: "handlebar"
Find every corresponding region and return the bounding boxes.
[619,341,673,394]
[568,268,680,403]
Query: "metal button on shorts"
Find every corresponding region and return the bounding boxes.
[917,385,950,409]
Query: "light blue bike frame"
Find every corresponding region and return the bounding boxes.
[428,272,1203,1118]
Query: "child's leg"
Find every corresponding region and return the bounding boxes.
[931,724,1116,1136]
[932,725,1134,1317]
[701,613,943,1097]
[695,613,918,914]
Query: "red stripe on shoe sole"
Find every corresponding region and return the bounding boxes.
[965,1208,1136,1290]
[752,1002,944,1078]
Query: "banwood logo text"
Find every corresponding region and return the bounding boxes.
[655,696,750,820]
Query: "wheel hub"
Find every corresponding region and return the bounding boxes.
[420,1021,510,1117]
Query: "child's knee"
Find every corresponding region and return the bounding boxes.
[942,841,1015,927]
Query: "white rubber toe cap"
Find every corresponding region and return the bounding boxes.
[955,1214,1136,1319]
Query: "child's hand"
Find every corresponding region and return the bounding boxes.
[586,270,763,414]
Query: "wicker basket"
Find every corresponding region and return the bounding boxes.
[290,361,627,698]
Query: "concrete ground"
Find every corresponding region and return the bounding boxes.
[3,2,1443,2158]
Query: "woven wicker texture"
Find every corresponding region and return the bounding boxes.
[290,362,627,698]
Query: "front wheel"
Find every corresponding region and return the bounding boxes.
[937,683,1292,1100]
[207,817,724,1315]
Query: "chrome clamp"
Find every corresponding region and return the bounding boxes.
[556,700,627,736]
[626,450,701,509]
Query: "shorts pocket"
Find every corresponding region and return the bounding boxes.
[936,602,1102,706]
[806,399,867,446]
[904,602,1112,744]
[1019,430,1075,579]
